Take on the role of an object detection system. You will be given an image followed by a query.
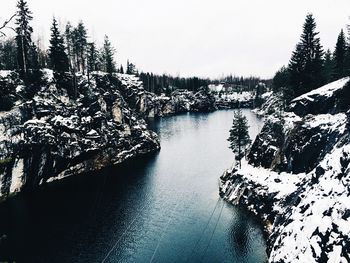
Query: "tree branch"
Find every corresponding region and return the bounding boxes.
[0,13,16,37]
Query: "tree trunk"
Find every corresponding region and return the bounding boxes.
[21,33,27,75]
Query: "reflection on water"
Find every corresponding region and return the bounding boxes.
[0,109,266,263]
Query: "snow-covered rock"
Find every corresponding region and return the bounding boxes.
[0,70,160,200]
[220,78,350,263]
[114,77,217,118]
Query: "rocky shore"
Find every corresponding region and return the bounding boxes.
[220,78,350,262]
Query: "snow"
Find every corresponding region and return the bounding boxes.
[208,84,224,92]
[221,77,350,262]
[304,113,347,134]
[9,159,24,194]
[223,141,350,262]
[41,69,54,83]
[292,77,350,102]
[0,70,12,78]
[222,91,254,101]
[86,129,98,136]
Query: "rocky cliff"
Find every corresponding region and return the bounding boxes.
[0,70,219,200]
[0,70,163,200]
[220,78,350,262]
[114,74,217,117]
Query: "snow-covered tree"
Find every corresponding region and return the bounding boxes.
[227,109,251,169]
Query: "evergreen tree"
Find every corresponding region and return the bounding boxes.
[272,66,290,92]
[323,49,334,83]
[346,23,350,76]
[126,60,137,75]
[72,21,88,74]
[101,35,116,74]
[28,42,39,69]
[49,17,69,73]
[0,38,17,70]
[288,14,324,97]
[333,29,347,79]
[65,22,74,72]
[227,109,251,169]
[0,76,16,111]
[87,42,99,73]
[120,65,124,74]
[15,0,33,75]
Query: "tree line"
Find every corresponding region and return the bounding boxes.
[0,0,121,76]
[273,13,350,103]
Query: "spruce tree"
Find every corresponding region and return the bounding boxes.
[288,14,324,97]
[323,49,334,84]
[74,21,88,74]
[346,23,350,76]
[126,60,137,75]
[101,35,116,74]
[87,42,99,73]
[333,29,347,79]
[15,0,33,75]
[227,109,251,169]
[49,17,69,73]
[65,22,74,72]
[0,38,17,70]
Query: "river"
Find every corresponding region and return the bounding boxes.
[0,109,266,263]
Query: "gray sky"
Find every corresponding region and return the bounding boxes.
[1,0,350,78]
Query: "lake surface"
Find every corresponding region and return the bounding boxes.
[0,109,266,263]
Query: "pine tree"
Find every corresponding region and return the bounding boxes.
[323,49,334,84]
[333,29,347,79]
[65,22,74,72]
[227,109,251,169]
[101,35,116,74]
[288,14,324,97]
[28,42,39,69]
[346,23,350,76]
[49,17,69,73]
[15,0,33,75]
[120,65,124,74]
[87,42,99,73]
[0,38,17,70]
[272,66,290,92]
[126,60,137,75]
[71,21,88,74]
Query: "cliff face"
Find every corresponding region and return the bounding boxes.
[0,70,161,199]
[114,74,217,117]
[220,78,350,262]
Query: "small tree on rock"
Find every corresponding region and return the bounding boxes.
[227,109,251,169]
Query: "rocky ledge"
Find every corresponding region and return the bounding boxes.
[220,78,350,262]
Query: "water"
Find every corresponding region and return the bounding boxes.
[0,109,266,263]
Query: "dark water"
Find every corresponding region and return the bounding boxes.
[0,109,266,263]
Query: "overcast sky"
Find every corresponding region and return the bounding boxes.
[1,0,350,78]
